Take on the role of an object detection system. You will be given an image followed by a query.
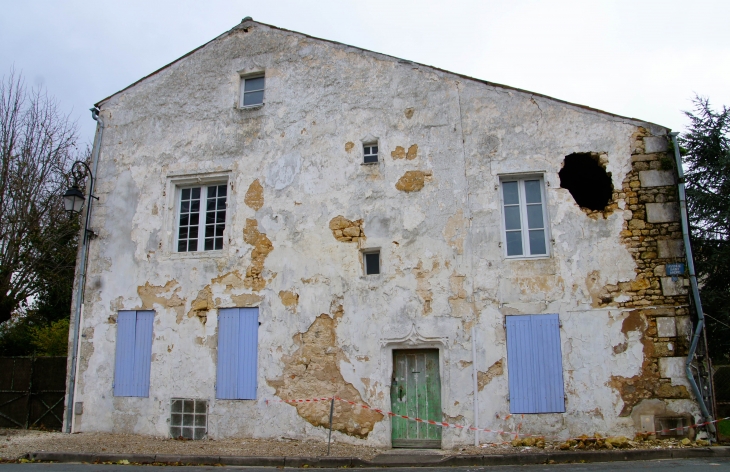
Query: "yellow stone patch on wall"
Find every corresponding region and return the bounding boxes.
[267,311,384,438]
[244,179,264,211]
[345,141,354,152]
[391,144,418,160]
[279,290,299,312]
[406,144,418,160]
[443,209,466,255]
[395,170,428,192]
[243,219,273,291]
[404,108,414,119]
[477,359,504,391]
[329,215,365,243]
[137,280,185,322]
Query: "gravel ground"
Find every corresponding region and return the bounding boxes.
[0,428,717,462]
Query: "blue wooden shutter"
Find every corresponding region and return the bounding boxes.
[237,308,259,400]
[114,311,137,396]
[506,314,565,414]
[216,307,259,399]
[131,311,154,397]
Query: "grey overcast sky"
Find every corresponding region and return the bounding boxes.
[2,0,729,146]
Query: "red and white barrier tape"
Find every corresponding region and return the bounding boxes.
[267,396,728,440]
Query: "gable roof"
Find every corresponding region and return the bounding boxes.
[94,19,664,129]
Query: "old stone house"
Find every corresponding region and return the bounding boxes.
[65,18,703,447]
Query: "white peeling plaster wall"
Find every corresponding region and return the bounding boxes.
[72,22,690,445]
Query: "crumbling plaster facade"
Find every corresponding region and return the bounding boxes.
[68,19,698,446]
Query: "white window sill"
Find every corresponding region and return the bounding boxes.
[237,104,264,110]
[361,162,379,166]
[504,254,551,261]
[167,250,227,260]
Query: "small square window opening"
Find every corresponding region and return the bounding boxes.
[240,75,265,107]
[170,398,207,440]
[364,251,380,275]
[363,144,378,164]
[501,177,549,258]
[177,183,227,252]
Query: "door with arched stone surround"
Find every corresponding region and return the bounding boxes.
[391,349,442,448]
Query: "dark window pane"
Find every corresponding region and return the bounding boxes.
[190,200,199,212]
[190,213,199,226]
[181,188,190,200]
[181,201,189,213]
[171,400,183,413]
[524,180,542,204]
[502,181,519,205]
[182,428,194,439]
[195,400,207,413]
[170,427,181,438]
[207,186,217,198]
[195,414,206,426]
[365,252,380,275]
[183,414,193,426]
[506,231,523,256]
[179,227,188,240]
[217,198,226,210]
[171,414,182,426]
[180,214,189,226]
[243,90,264,106]
[372,146,378,154]
[189,227,198,239]
[177,240,186,252]
[206,212,215,224]
[207,199,215,211]
[244,76,265,92]
[216,224,224,236]
[205,239,213,251]
[526,204,544,229]
[214,238,223,250]
[218,185,227,197]
[364,154,378,163]
[191,187,201,199]
[193,428,206,440]
[183,400,194,413]
[217,211,226,223]
[188,240,198,252]
[529,229,547,255]
[205,225,214,238]
[364,146,371,154]
[504,206,521,230]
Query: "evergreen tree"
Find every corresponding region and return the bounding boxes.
[680,96,730,362]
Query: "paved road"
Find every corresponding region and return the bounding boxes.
[0,458,729,471]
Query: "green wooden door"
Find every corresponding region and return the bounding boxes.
[391,349,442,448]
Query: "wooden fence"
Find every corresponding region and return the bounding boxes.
[0,357,67,430]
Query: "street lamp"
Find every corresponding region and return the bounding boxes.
[63,184,85,214]
[63,161,98,220]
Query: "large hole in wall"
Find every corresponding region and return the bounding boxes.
[559,153,614,211]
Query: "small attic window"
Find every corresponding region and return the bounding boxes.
[363,143,378,164]
[559,153,613,211]
[240,75,265,107]
[363,250,380,275]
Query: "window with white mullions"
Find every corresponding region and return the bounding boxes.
[501,178,548,257]
[204,185,226,251]
[178,187,201,252]
[240,76,265,107]
[176,184,227,252]
[363,144,378,163]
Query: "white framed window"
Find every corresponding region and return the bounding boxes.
[363,143,378,164]
[500,176,549,258]
[176,183,227,252]
[240,75,265,107]
[363,249,380,275]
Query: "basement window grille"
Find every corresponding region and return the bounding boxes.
[170,398,207,440]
